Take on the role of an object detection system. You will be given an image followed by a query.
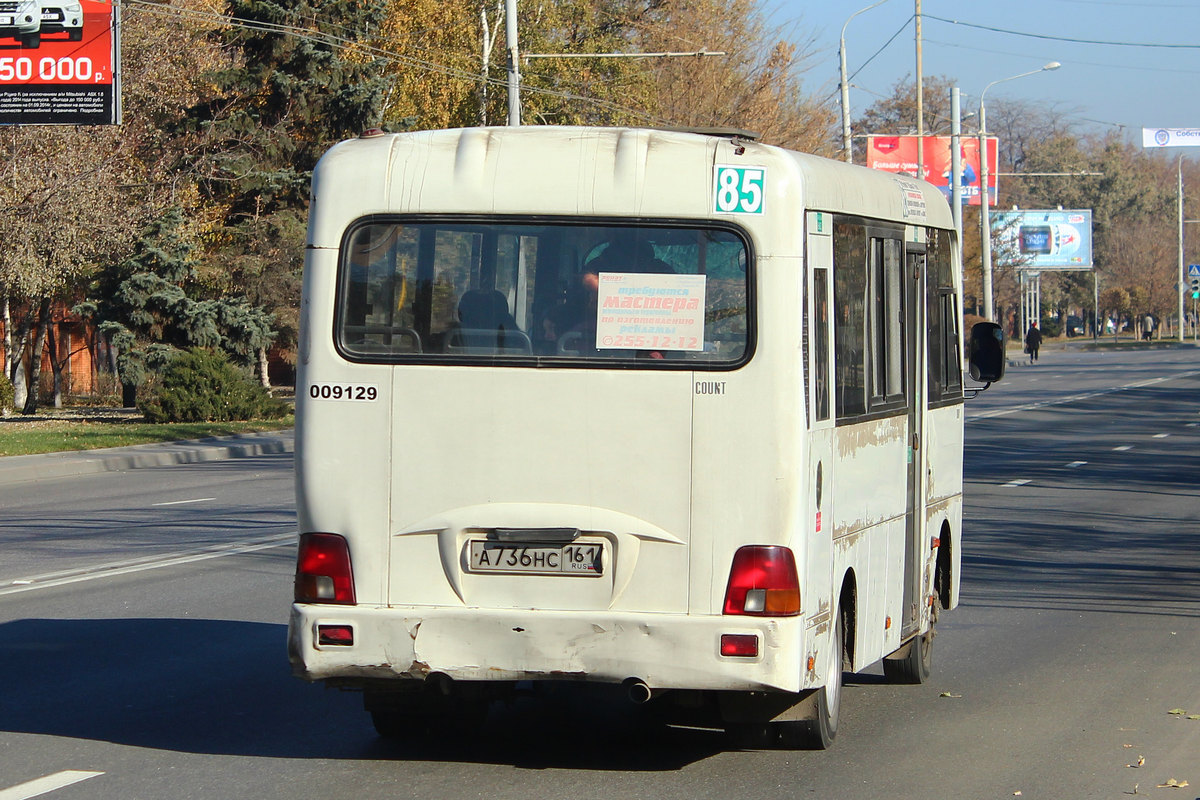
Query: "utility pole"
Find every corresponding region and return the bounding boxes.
[915,0,923,178]
[505,0,520,126]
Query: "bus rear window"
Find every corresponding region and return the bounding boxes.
[335,218,751,367]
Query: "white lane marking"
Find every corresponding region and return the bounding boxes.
[966,370,1200,420]
[1187,422,1199,428]
[1065,461,1087,468]
[0,532,293,596]
[1003,479,1032,487]
[1113,445,1133,451]
[1153,433,1170,439]
[0,771,104,800]
[151,497,215,507]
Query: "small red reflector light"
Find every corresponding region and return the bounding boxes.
[720,633,759,657]
[295,533,356,605]
[317,624,354,646]
[722,545,801,616]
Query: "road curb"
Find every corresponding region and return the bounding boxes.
[0,429,294,486]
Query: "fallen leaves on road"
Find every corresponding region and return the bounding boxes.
[1156,779,1189,789]
[939,692,962,698]
[1126,756,1145,768]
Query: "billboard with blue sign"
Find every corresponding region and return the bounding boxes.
[991,209,1093,270]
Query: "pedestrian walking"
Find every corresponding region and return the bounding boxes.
[1024,321,1043,364]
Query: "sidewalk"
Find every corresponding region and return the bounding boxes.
[0,429,295,487]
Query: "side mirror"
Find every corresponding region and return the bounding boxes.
[968,321,1006,383]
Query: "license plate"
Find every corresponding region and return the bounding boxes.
[468,541,603,576]
[0,16,12,24]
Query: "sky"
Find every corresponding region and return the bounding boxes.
[764,0,1200,144]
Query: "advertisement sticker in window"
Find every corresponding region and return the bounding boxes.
[595,272,707,352]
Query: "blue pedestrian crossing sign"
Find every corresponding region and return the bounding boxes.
[1190,264,1200,279]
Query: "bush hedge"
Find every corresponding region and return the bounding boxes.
[138,348,290,423]
[0,373,13,415]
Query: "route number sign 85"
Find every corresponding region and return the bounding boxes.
[713,165,765,215]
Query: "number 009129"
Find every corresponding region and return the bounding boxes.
[307,383,379,401]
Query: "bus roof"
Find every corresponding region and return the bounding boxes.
[308,126,954,244]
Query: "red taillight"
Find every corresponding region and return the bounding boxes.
[317,624,355,646]
[722,545,801,616]
[720,633,760,657]
[295,533,356,605]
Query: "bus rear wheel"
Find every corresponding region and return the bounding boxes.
[729,607,845,750]
[883,629,933,684]
[783,607,844,749]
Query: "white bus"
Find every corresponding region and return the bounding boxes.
[288,126,1004,748]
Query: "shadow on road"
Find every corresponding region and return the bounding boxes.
[0,617,726,768]
[962,384,1200,619]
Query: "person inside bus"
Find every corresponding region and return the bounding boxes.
[448,288,522,351]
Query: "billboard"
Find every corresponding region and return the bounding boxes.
[1142,128,1200,148]
[991,209,1093,270]
[866,135,997,206]
[0,0,120,125]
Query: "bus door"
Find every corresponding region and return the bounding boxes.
[805,212,835,626]
[901,240,927,637]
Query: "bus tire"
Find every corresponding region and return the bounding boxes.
[883,629,933,684]
[725,609,845,750]
[784,606,844,749]
[370,708,416,740]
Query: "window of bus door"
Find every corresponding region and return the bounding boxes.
[869,236,906,409]
[334,218,752,369]
[813,267,830,422]
[926,227,963,404]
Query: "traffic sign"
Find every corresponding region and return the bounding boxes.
[1189,264,1200,278]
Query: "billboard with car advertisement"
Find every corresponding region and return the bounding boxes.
[0,0,119,125]
[866,134,997,206]
[991,209,1093,270]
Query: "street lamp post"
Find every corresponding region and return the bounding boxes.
[840,0,893,163]
[978,61,1060,321]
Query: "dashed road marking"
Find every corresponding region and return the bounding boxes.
[1153,433,1170,439]
[1113,445,1133,451]
[967,370,1200,420]
[1065,461,1087,468]
[1003,479,1032,487]
[0,532,293,596]
[151,497,215,507]
[0,771,104,800]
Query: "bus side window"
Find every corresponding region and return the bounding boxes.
[833,221,867,418]
[813,267,830,421]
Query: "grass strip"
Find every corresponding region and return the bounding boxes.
[0,418,294,457]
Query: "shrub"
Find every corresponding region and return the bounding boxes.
[0,372,13,415]
[138,348,290,423]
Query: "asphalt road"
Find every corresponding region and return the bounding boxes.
[1,344,1198,799]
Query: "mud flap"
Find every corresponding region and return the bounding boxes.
[716,688,821,724]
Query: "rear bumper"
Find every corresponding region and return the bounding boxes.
[289,603,806,693]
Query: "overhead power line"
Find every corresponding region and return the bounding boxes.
[123,0,671,125]
[924,14,1200,49]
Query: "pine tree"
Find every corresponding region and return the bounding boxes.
[84,208,275,406]
[176,0,389,375]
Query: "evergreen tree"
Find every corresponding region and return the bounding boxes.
[178,0,390,375]
[84,208,275,406]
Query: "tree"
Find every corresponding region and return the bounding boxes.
[632,0,835,151]
[83,209,275,406]
[177,0,392,377]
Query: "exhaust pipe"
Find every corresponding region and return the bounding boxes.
[624,678,653,705]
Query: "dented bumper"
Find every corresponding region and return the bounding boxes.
[289,603,806,693]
